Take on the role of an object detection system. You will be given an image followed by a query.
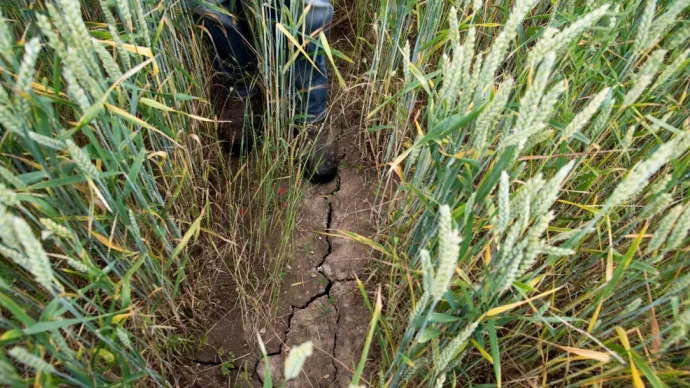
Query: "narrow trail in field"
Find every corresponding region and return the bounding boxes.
[182,10,374,386]
[184,135,378,387]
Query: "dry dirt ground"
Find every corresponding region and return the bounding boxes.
[178,119,379,387]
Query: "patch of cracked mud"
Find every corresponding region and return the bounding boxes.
[256,168,376,387]
[186,167,376,387]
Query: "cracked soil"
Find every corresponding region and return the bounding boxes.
[181,129,378,387]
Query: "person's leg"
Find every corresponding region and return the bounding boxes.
[294,0,337,183]
[193,0,262,153]
[195,0,257,97]
[294,0,332,122]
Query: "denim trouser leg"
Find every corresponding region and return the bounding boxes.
[294,0,332,122]
[196,0,332,119]
[295,55,328,122]
[199,1,257,97]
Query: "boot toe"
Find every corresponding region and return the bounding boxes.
[306,151,338,183]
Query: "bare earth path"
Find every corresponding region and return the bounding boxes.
[183,135,378,386]
[256,165,376,387]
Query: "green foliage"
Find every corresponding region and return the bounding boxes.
[357,0,690,385]
[0,0,204,385]
[217,348,236,376]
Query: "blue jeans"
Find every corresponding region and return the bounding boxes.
[197,0,332,122]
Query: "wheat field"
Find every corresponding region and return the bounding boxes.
[0,0,689,386]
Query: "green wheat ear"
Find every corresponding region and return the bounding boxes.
[532,160,575,217]
[14,37,42,115]
[666,23,690,51]
[65,139,99,179]
[0,166,25,189]
[666,274,690,297]
[647,0,690,52]
[472,0,482,13]
[40,218,72,240]
[8,347,56,374]
[0,9,14,63]
[639,193,673,219]
[496,171,510,235]
[93,38,123,79]
[401,40,411,84]
[431,205,461,302]
[116,327,133,350]
[12,217,55,290]
[561,88,610,142]
[64,257,88,273]
[284,341,313,380]
[478,0,538,98]
[0,183,17,207]
[435,374,446,387]
[115,0,134,32]
[419,249,434,294]
[622,49,667,109]
[604,138,688,213]
[448,6,460,48]
[665,204,690,251]
[653,48,690,89]
[434,321,479,372]
[647,205,683,254]
[473,77,514,153]
[531,4,610,65]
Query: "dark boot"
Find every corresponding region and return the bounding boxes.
[304,123,338,183]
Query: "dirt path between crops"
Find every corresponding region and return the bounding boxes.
[178,8,374,384]
[180,127,378,387]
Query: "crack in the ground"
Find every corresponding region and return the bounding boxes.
[255,174,345,385]
[330,285,343,384]
[287,174,341,310]
[320,173,340,268]
[291,280,333,309]
[322,173,341,385]
[191,359,222,367]
[325,287,340,385]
